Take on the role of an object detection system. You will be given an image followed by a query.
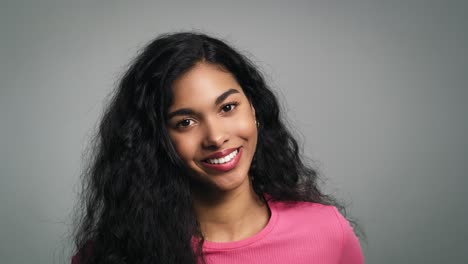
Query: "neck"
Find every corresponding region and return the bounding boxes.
[192,183,270,242]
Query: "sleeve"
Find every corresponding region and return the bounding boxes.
[333,207,365,264]
[71,254,79,264]
[71,240,93,264]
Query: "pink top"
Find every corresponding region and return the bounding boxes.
[198,200,364,264]
[72,200,364,264]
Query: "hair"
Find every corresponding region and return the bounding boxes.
[72,31,360,264]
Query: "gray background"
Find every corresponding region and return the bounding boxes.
[1,0,467,263]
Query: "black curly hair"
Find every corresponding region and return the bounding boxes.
[72,32,355,264]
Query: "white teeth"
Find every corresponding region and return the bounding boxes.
[206,149,238,164]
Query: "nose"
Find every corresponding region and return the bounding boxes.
[202,118,229,149]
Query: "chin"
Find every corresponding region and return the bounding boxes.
[214,178,248,192]
[191,170,250,194]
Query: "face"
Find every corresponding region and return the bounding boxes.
[167,62,257,194]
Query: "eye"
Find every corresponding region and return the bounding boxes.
[176,119,194,128]
[221,102,239,113]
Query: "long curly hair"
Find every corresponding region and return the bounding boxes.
[72,32,352,264]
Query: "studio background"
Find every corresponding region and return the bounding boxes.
[1,1,467,263]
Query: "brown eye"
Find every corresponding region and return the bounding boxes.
[221,102,238,113]
[177,119,193,128]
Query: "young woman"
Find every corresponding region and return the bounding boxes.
[72,32,364,264]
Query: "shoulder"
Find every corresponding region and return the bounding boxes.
[71,241,94,264]
[269,201,362,256]
[269,200,364,263]
[269,200,339,225]
[268,200,343,240]
[71,254,80,264]
[274,201,360,243]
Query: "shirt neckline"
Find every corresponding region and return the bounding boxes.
[201,198,278,251]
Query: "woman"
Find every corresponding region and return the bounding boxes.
[72,32,364,264]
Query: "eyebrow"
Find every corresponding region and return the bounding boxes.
[167,88,240,120]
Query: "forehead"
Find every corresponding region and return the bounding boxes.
[169,63,244,109]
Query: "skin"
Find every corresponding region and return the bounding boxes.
[167,62,270,242]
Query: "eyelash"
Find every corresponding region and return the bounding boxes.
[175,119,194,128]
[221,101,239,113]
[175,102,239,129]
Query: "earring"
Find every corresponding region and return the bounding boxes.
[256,121,260,128]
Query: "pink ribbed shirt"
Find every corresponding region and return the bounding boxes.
[72,200,364,264]
[198,200,364,264]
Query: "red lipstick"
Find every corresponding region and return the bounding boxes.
[204,147,239,159]
[201,147,242,172]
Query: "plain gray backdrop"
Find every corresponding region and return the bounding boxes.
[1,0,467,263]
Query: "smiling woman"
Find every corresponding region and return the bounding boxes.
[167,63,258,195]
[71,32,364,264]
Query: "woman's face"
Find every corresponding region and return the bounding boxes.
[167,62,257,194]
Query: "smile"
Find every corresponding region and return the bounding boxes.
[206,149,239,164]
[201,147,243,172]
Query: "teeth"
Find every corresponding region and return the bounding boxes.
[206,149,238,164]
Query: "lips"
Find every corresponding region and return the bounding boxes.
[201,147,242,172]
[203,147,239,159]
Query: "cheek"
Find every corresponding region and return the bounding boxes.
[169,134,199,162]
[230,113,257,140]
